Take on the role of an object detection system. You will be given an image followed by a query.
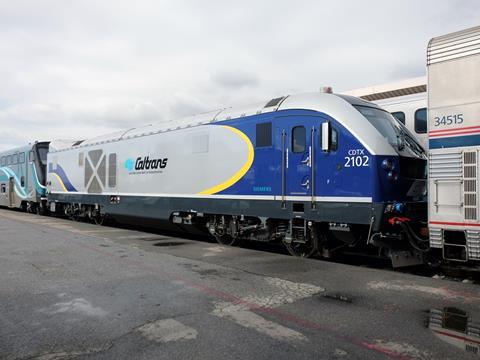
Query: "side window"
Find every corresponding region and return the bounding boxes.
[415,108,427,134]
[7,155,11,165]
[256,122,272,147]
[29,151,35,162]
[19,153,25,164]
[1,184,5,193]
[292,126,306,153]
[12,153,18,164]
[20,176,25,187]
[331,128,339,151]
[0,157,4,166]
[391,111,405,125]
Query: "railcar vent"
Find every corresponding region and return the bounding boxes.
[429,151,462,179]
[264,97,284,108]
[467,231,480,260]
[463,151,478,220]
[85,150,106,194]
[108,153,117,188]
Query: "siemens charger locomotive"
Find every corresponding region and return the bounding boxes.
[44,92,427,265]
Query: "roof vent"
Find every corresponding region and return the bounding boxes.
[264,96,285,108]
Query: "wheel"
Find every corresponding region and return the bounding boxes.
[215,234,241,246]
[93,214,105,225]
[283,228,319,258]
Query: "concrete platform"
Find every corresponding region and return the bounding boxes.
[1,208,479,360]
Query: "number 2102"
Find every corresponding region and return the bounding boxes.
[434,114,463,126]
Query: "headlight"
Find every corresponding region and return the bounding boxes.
[381,158,394,170]
[387,170,398,181]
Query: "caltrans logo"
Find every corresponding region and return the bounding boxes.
[124,158,135,172]
[124,156,168,174]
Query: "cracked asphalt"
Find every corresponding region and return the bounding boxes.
[1,209,480,359]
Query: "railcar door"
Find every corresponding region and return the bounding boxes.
[8,177,14,207]
[279,116,320,206]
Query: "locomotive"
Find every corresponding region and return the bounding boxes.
[0,91,429,267]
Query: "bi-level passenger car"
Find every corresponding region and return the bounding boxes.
[0,142,49,212]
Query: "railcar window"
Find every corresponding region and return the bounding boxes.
[19,153,25,164]
[292,126,306,153]
[391,111,406,125]
[21,176,25,187]
[7,155,12,165]
[12,153,18,164]
[415,108,427,134]
[29,151,35,162]
[1,157,5,166]
[256,122,272,147]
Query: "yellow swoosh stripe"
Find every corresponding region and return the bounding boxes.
[198,125,254,195]
[52,173,68,192]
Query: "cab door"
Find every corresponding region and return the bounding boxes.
[278,116,320,205]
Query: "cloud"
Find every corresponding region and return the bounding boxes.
[211,70,260,89]
[0,0,480,151]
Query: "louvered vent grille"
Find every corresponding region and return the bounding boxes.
[429,152,462,178]
[429,228,443,248]
[463,151,478,221]
[467,231,480,260]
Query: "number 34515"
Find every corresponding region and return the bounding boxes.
[434,114,463,126]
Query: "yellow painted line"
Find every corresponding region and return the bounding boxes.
[52,173,68,192]
[198,126,254,195]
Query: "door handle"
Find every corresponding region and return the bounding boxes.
[301,146,312,167]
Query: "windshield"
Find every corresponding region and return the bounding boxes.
[353,105,425,156]
[37,147,48,165]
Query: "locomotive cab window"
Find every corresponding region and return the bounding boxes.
[331,127,339,151]
[415,108,427,134]
[292,126,306,153]
[256,122,272,147]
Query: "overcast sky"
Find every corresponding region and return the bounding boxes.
[1,0,479,151]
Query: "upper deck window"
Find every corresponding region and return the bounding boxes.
[415,108,427,134]
[391,111,406,125]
